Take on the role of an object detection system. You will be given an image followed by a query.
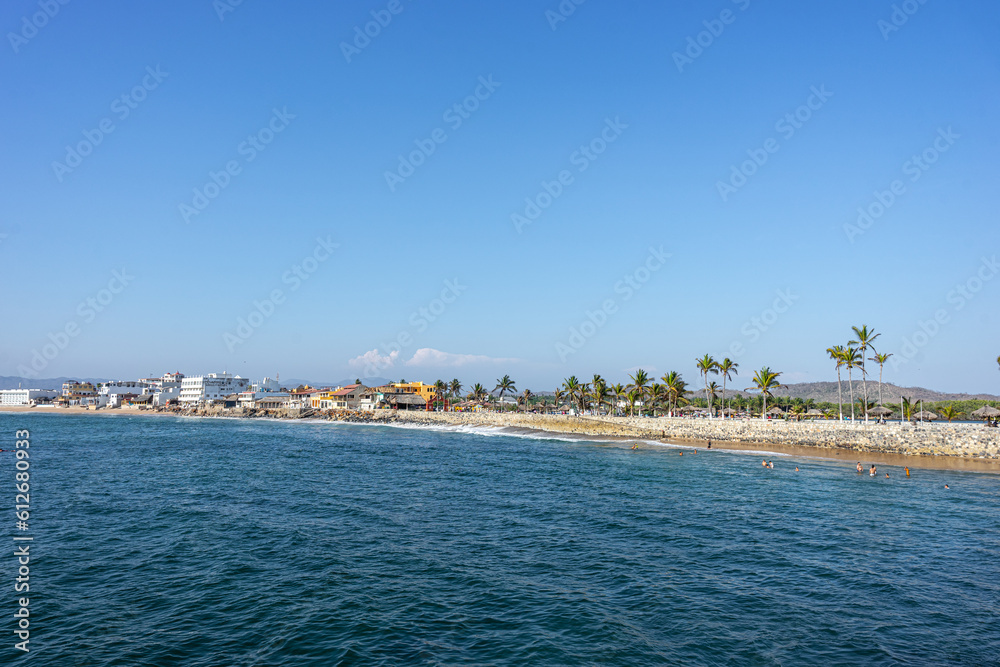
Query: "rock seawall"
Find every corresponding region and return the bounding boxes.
[384,411,1000,459]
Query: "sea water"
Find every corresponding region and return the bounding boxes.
[2,413,998,665]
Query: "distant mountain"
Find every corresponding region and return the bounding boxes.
[0,376,109,391]
[777,382,1000,404]
[683,382,998,403]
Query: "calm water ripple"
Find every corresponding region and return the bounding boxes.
[3,413,999,665]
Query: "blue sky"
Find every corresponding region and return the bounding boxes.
[1,0,998,393]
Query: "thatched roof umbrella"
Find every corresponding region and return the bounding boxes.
[868,406,893,417]
[805,409,826,418]
[913,410,938,421]
[767,406,785,415]
[971,406,1000,419]
[722,407,737,416]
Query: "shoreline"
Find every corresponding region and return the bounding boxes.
[4,405,1000,473]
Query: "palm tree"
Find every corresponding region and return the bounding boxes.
[826,344,846,421]
[850,325,880,422]
[749,366,782,418]
[626,389,641,417]
[591,375,607,414]
[648,383,666,416]
[562,376,586,414]
[696,354,719,417]
[901,396,916,421]
[468,383,488,403]
[449,379,462,400]
[870,352,892,406]
[434,379,447,408]
[554,388,565,410]
[610,383,626,416]
[661,371,687,416]
[717,358,738,418]
[519,388,533,412]
[707,381,720,407]
[628,369,650,417]
[856,396,875,419]
[843,346,862,421]
[938,405,962,422]
[494,375,517,412]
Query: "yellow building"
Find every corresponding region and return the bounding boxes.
[390,381,439,403]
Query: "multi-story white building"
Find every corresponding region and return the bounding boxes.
[0,389,59,406]
[179,373,250,404]
[251,377,281,393]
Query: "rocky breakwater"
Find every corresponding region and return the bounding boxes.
[387,411,1000,459]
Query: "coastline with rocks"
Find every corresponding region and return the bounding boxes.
[6,405,1000,470]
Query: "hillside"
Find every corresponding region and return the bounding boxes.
[778,381,1000,404]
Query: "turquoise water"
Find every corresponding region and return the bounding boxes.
[3,413,999,665]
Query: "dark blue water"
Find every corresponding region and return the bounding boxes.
[3,414,999,665]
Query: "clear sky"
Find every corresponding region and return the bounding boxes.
[1,0,998,393]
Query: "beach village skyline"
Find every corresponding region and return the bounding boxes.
[2,3,998,396]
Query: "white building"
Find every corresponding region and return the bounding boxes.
[180,373,250,404]
[251,377,281,393]
[153,386,182,407]
[0,389,59,406]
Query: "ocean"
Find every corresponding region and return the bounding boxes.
[3,413,999,665]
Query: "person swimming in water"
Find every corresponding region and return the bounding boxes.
[885,472,890,478]
[631,443,638,450]
[944,484,950,489]
[905,466,910,477]
[870,464,877,477]
[762,459,768,468]
[768,460,774,469]
[857,462,863,474]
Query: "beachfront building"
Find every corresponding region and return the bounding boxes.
[288,387,323,410]
[238,390,290,408]
[251,377,281,393]
[179,373,250,404]
[313,384,367,410]
[359,384,431,411]
[0,389,60,406]
[391,381,438,403]
[153,386,182,407]
[61,381,98,401]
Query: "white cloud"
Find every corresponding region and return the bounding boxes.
[348,348,399,370]
[404,348,519,368]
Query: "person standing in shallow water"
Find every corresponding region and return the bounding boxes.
[870,464,877,477]
[857,462,863,474]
